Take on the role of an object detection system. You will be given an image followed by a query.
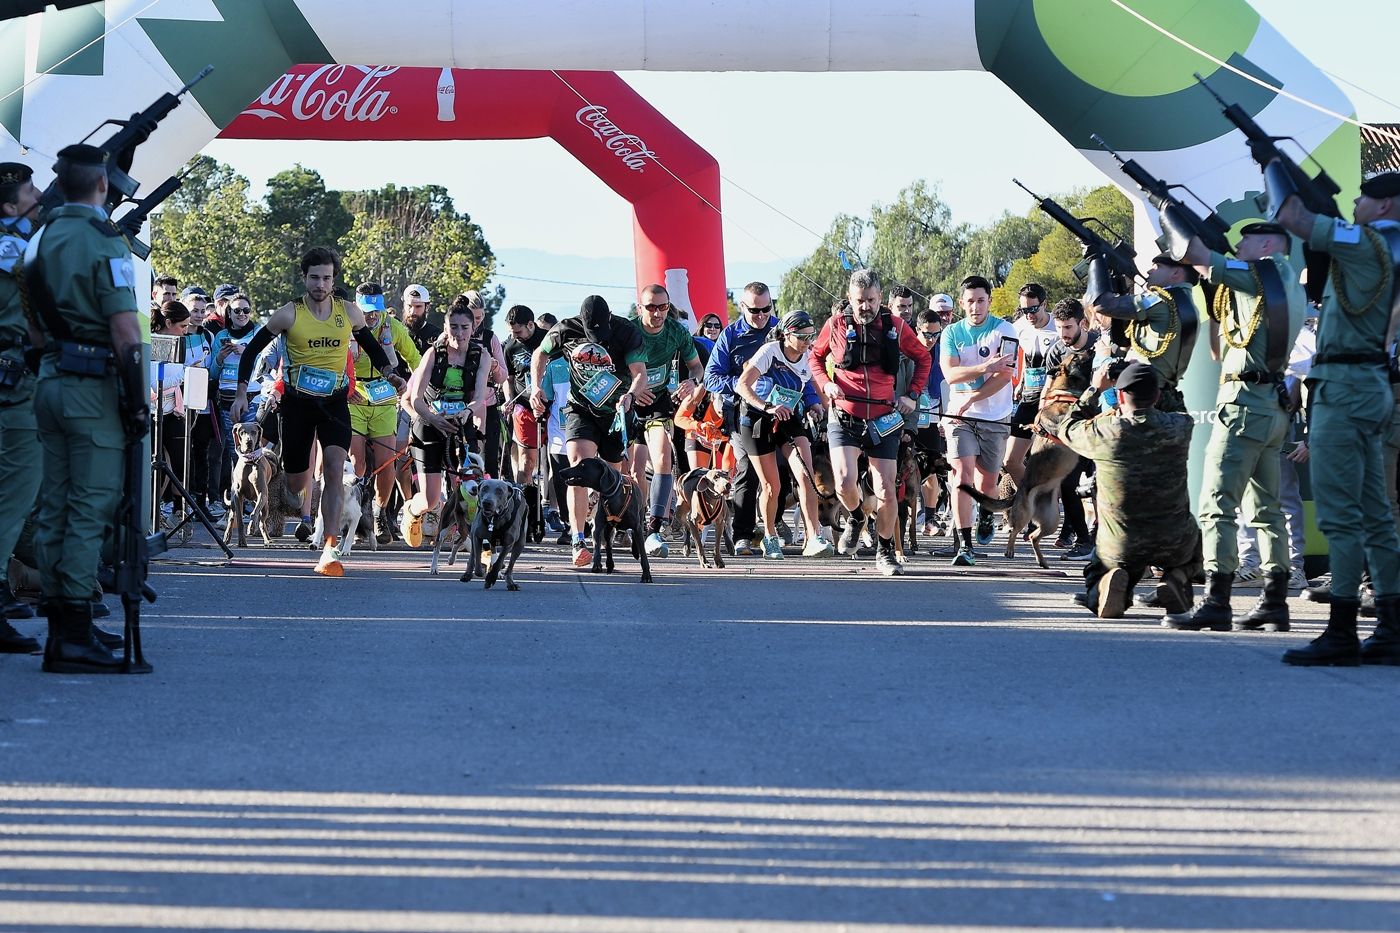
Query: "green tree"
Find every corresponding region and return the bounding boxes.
[958,211,1049,289]
[867,180,969,299]
[265,164,353,261]
[778,214,865,326]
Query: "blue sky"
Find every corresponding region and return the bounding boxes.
[203,0,1396,317]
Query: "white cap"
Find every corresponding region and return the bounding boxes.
[931,293,954,309]
[403,284,430,303]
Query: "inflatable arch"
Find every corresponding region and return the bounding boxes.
[218,66,723,332]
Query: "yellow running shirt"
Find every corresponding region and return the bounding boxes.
[286,298,352,395]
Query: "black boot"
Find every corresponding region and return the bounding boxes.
[1360,595,1400,666]
[0,617,39,654]
[1234,570,1291,632]
[1,580,34,620]
[1163,572,1233,631]
[41,600,123,675]
[1282,598,1361,667]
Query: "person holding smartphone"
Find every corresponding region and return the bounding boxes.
[940,275,1018,566]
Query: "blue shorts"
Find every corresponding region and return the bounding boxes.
[827,411,901,460]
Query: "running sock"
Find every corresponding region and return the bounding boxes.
[648,473,674,530]
[878,535,895,553]
[959,527,973,550]
[301,514,312,524]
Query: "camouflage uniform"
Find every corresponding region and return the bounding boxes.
[1057,407,1201,606]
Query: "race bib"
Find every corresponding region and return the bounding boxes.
[869,410,904,440]
[917,391,934,428]
[580,369,622,407]
[293,364,338,398]
[667,365,680,393]
[218,360,240,392]
[433,400,467,417]
[645,364,669,389]
[362,378,397,405]
[1024,367,1047,391]
[766,385,802,411]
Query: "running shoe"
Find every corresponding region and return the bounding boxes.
[802,534,835,558]
[1233,564,1263,588]
[314,543,345,577]
[400,507,425,548]
[544,509,565,534]
[974,507,994,546]
[1061,542,1093,561]
[951,548,976,567]
[875,545,902,577]
[294,521,312,543]
[205,501,227,520]
[776,519,794,546]
[644,532,670,558]
[572,542,593,568]
[837,514,865,555]
[762,535,785,560]
[1286,567,1310,595]
[374,507,393,545]
[420,508,440,542]
[734,539,754,556]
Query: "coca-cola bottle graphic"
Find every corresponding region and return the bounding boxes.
[436,68,455,122]
[664,268,696,332]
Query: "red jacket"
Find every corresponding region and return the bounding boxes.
[810,311,931,421]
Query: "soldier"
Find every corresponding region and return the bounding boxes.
[0,160,42,650]
[1272,170,1400,666]
[22,144,146,674]
[1056,362,1200,618]
[1083,254,1201,414]
[1163,222,1305,633]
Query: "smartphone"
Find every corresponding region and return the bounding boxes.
[997,335,1019,358]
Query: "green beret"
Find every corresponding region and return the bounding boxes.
[55,144,107,166]
[0,162,32,186]
[1360,172,1400,199]
[1240,222,1288,238]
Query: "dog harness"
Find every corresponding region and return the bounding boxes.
[600,470,636,525]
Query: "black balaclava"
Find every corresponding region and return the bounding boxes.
[580,295,612,344]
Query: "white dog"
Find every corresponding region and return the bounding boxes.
[311,461,375,557]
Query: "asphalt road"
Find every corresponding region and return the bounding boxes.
[1,532,1398,932]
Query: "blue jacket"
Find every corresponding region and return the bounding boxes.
[704,316,775,404]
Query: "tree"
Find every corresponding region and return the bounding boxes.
[959,211,1049,289]
[265,164,353,261]
[867,181,969,299]
[778,214,865,326]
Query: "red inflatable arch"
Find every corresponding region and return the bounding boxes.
[222,67,725,328]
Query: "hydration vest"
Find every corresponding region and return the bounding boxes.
[833,308,900,375]
[425,337,483,404]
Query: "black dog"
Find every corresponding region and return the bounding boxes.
[461,479,528,590]
[556,457,653,583]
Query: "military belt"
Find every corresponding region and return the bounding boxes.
[51,340,114,377]
[1313,351,1389,366]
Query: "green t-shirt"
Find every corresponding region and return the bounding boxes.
[631,316,698,393]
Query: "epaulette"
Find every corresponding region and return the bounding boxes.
[88,216,125,238]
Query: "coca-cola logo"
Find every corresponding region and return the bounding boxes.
[575,106,656,173]
[242,65,400,122]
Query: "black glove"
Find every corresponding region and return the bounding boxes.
[1158,203,1197,262]
[116,345,150,442]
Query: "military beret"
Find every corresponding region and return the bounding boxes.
[1114,361,1160,398]
[0,162,32,186]
[1150,253,1201,283]
[1360,171,1400,199]
[1240,221,1289,239]
[55,144,107,166]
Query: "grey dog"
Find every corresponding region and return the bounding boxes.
[461,479,528,590]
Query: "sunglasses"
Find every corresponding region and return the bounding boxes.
[789,331,817,342]
[741,303,774,315]
[1020,303,1043,315]
[919,331,941,340]
[230,307,251,315]
[642,302,670,312]
[701,321,722,329]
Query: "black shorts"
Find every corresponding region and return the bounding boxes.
[632,395,675,433]
[1009,398,1041,439]
[565,405,625,464]
[827,411,901,460]
[735,410,811,457]
[279,390,351,474]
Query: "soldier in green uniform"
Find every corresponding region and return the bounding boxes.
[1083,254,1201,414]
[1164,223,1305,633]
[0,160,42,651]
[1056,362,1200,618]
[1272,170,1400,666]
[23,144,147,674]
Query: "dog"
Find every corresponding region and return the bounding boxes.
[312,461,374,558]
[431,452,485,576]
[460,478,528,590]
[556,457,653,583]
[225,422,275,547]
[674,468,733,568]
[894,436,922,560]
[958,352,1095,568]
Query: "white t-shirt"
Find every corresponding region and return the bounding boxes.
[744,341,813,394]
[942,315,1017,422]
[1013,314,1059,403]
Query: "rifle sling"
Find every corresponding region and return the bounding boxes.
[1257,258,1291,375]
[20,227,74,342]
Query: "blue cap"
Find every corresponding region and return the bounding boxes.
[356,293,387,313]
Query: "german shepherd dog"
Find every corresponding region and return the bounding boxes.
[959,351,1095,568]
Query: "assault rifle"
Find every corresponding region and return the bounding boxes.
[1013,178,1142,286]
[37,65,213,223]
[112,174,185,260]
[1090,133,1234,257]
[109,420,164,674]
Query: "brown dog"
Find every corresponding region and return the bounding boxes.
[958,352,1094,568]
[674,468,733,568]
[225,421,274,547]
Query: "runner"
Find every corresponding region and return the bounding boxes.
[628,283,705,558]
[530,296,647,569]
[347,282,420,544]
[229,247,395,576]
[810,269,931,576]
[734,310,835,558]
[1005,283,1058,485]
[401,303,489,546]
[457,291,509,477]
[502,304,548,531]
